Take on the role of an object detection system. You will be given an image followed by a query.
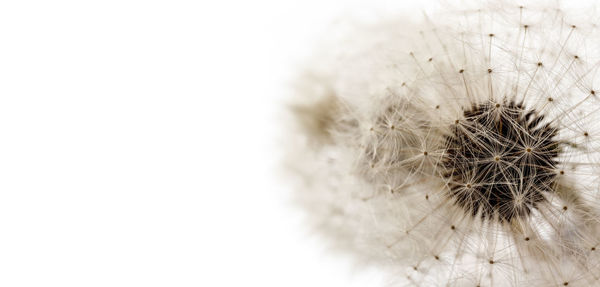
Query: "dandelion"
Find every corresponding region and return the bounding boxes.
[286,1,600,286]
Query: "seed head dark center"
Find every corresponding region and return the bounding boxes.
[443,101,559,221]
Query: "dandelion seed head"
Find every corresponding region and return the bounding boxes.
[284,0,600,286]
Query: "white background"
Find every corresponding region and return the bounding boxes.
[0,0,435,286]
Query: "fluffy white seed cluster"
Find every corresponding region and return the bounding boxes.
[286,1,600,286]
